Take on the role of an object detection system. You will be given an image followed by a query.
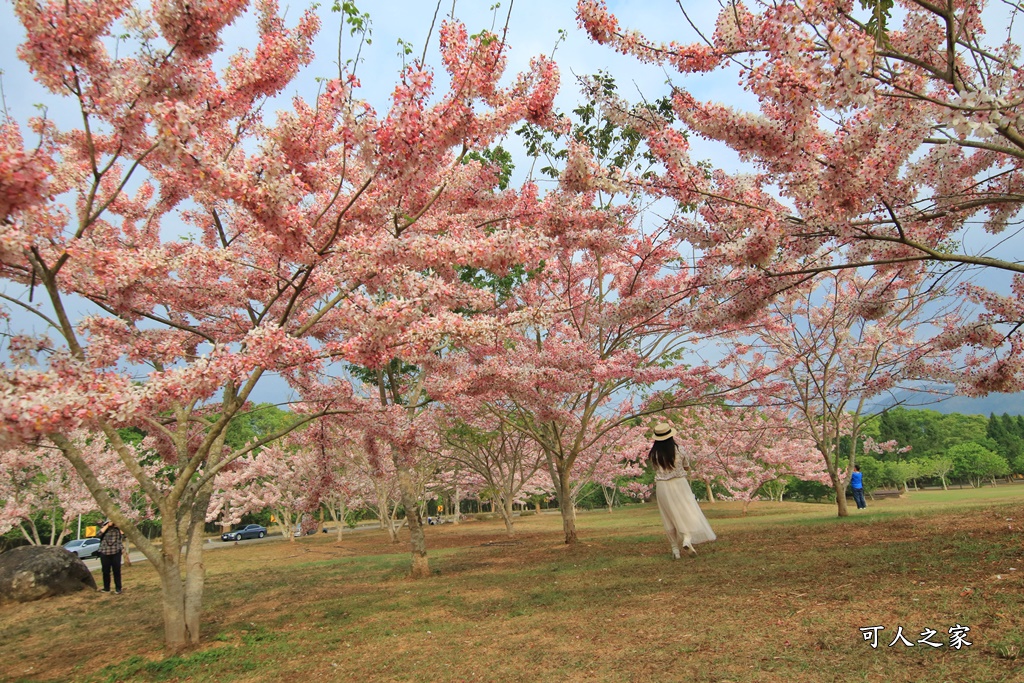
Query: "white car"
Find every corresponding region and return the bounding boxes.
[63,537,101,558]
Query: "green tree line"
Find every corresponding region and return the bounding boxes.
[852,408,1024,495]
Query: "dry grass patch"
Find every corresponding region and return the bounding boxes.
[1,490,1023,682]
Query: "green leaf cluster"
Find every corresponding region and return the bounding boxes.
[332,0,372,40]
[858,0,893,42]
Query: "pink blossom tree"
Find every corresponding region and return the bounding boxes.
[434,79,781,543]
[579,424,648,513]
[0,0,563,648]
[430,465,477,525]
[0,430,145,544]
[437,200,772,543]
[665,408,726,503]
[0,445,93,546]
[208,443,318,541]
[744,271,954,516]
[299,416,442,543]
[305,428,363,542]
[439,406,549,536]
[675,407,828,514]
[577,0,1024,393]
[352,432,429,543]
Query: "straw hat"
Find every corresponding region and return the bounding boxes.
[652,422,676,441]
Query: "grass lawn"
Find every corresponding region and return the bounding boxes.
[2,485,1023,682]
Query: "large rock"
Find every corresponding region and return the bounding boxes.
[0,545,97,604]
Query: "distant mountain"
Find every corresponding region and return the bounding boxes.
[924,392,1024,417]
[880,390,1024,417]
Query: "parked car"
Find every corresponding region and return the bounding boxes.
[63,537,101,558]
[221,524,267,541]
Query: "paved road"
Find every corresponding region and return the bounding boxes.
[79,524,376,570]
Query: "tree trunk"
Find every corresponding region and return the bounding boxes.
[704,478,715,503]
[452,485,461,525]
[48,507,58,545]
[602,485,616,513]
[156,513,194,651]
[833,480,849,517]
[182,524,204,644]
[557,472,577,544]
[396,465,429,578]
[385,504,401,542]
[274,508,294,541]
[158,557,189,651]
[500,497,515,536]
[941,475,948,491]
[181,482,214,644]
[285,511,296,542]
[332,504,345,542]
[20,520,40,545]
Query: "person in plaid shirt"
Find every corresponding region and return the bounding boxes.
[97,520,125,594]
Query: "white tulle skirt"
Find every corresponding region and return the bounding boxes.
[656,476,717,547]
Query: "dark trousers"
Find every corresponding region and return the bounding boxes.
[100,553,122,591]
[852,488,867,509]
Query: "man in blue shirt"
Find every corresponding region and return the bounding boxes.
[850,465,866,510]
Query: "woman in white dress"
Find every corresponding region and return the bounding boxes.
[649,422,716,558]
